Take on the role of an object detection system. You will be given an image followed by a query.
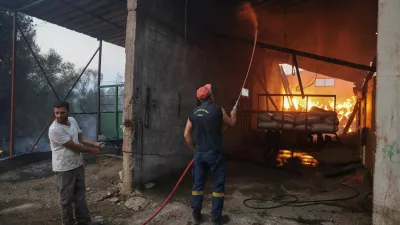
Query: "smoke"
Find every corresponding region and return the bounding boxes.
[238,2,258,32]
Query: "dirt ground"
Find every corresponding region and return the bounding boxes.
[0,151,372,225]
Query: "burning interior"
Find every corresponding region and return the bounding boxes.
[0,0,377,179]
[0,0,383,223]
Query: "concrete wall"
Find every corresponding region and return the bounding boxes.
[132,0,253,185]
[373,0,400,224]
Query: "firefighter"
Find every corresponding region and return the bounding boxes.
[184,84,237,225]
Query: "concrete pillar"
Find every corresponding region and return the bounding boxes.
[373,0,400,224]
[121,0,137,195]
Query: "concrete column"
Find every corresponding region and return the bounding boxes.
[373,0,400,224]
[121,0,137,195]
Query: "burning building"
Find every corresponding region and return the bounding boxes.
[3,0,400,223]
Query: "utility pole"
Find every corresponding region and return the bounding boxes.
[121,0,137,195]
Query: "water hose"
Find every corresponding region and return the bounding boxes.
[140,4,259,224]
[234,29,258,110]
[140,159,194,225]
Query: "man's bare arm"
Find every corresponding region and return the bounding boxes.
[184,119,195,151]
[78,133,104,147]
[222,107,237,127]
[63,139,99,155]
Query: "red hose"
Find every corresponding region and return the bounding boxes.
[140,159,194,225]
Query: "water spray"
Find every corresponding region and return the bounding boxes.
[234,2,259,110]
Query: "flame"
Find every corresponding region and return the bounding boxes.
[276,150,318,167]
[283,96,357,134]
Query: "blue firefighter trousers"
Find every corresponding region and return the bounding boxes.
[191,150,226,221]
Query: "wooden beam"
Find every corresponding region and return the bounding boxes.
[120,0,137,195]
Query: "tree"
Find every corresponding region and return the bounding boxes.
[0,10,38,137]
[0,9,103,140]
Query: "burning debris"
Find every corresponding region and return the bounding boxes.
[282,96,357,134]
[257,93,359,136]
[258,106,339,134]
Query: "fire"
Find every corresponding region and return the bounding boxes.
[276,150,318,167]
[283,96,357,134]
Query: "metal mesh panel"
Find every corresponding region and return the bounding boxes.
[98,84,124,141]
[0,9,104,157]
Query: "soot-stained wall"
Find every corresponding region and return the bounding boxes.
[132,0,257,185]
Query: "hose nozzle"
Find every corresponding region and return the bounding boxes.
[233,99,239,111]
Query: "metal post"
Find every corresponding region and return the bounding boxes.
[292,54,305,99]
[305,96,309,130]
[97,40,102,140]
[333,96,336,132]
[281,95,284,130]
[9,11,17,157]
[115,86,119,140]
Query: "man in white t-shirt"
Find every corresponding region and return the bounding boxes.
[49,100,105,225]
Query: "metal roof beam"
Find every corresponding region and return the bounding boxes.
[18,0,48,11]
[48,1,125,28]
[217,34,376,72]
[57,0,125,31]
[68,9,126,31]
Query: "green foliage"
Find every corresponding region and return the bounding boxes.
[0,10,107,137]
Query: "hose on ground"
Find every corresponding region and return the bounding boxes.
[140,159,194,225]
[242,182,370,212]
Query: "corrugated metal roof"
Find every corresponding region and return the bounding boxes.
[0,0,127,47]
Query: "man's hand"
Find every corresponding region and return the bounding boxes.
[94,142,106,148]
[63,139,100,155]
[230,109,237,118]
[222,107,237,127]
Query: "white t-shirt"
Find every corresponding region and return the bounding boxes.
[48,117,84,172]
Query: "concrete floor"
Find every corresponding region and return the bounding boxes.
[133,158,372,225]
[0,146,372,225]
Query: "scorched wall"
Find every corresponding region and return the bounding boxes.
[131,0,275,185]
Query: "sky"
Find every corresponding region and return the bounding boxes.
[31,17,301,85]
[32,18,125,85]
